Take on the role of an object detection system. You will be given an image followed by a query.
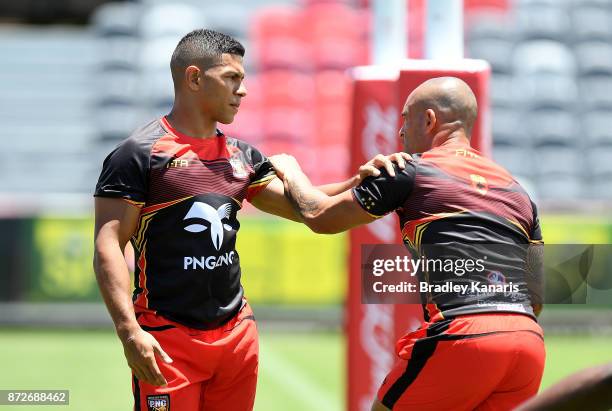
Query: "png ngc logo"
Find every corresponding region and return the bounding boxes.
[183,201,234,251]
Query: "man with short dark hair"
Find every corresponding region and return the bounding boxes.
[93,29,405,411]
[271,77,546,411]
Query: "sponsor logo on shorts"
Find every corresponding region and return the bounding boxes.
[147,394,170,411]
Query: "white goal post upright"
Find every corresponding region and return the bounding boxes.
[425,0,464,60]
[371,0,407,65]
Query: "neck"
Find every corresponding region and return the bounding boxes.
[166,97,217,139]
[431,124,470,148]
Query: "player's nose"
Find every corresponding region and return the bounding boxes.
[236,83,247,97]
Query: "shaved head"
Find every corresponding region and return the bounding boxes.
[399,77,479,154]
[407,77,478,135]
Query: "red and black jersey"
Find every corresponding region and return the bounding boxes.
[353,140,543,321]
[95,117,275,329]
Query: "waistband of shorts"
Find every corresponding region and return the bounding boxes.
[433,311,542,337]
[134,299,251,333]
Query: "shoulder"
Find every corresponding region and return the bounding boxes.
[224,135,267,163]
[101,119,167,172]
[108,119,165,159]
[123,119,166,150]
[109,118,163,151]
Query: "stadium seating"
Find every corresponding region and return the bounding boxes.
[586,146,612,178]
[580,76,612,110]
[98,37,140,71]
[302,3,367,69]
[536,175,584,199]
[489,74,518,108]
[571,5,612,43]
[528,108,577,145]
[95,103,147,142]
[583,110,612,146]
[535,144,583,177]
[466,11,516,42]
[0,27,99,194]
[469,38,515,73]
[493,145,534,176]
[250,6,310,71]
[1,0,609,200]
[491,107,526,145]
[139,3,205,40]
[574,41,612,76]
[466,0,612,200]
[97,69,139,105]
[516,3,571,41]
[513,40,577,75]
[91,1,141,37]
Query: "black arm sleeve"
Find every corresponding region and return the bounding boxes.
[246,144,276,185]
[530,200,543,243]
[527,200,544,304]
[351,161,417,217]
[237,141,276,201]
[94,137,150,203]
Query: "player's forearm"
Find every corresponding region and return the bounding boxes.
[316,174,360,196]
[282,170,337,233]
[93,243,140,341]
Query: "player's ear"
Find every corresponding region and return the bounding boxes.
[425,109,436,133]
[185,65,201,91]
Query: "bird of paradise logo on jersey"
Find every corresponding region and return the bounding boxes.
[183,201,234,250]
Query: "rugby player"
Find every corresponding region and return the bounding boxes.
[93,29,407,411]
[271,77,546,411]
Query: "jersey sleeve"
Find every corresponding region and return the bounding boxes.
[352,162,417,217]
[526,200,544,304]
[94,137,150,205]
[530,200,543,244]
[243,144,276,201]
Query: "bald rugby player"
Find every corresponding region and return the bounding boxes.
[271,77,546,411]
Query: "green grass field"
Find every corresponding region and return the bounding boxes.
[0,329,611,411]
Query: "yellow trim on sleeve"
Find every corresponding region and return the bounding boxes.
[248,174,276,188]
[123,198,145,208]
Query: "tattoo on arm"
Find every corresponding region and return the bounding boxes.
[284,175,322,219]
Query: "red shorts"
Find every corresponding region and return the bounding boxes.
[132,302,258,411]
[377,313,546,411]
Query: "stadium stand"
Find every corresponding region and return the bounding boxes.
[0,27,98,194]
[466,0,612,200]
[1,0,610,200]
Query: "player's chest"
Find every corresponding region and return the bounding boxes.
[147,153,253,205]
